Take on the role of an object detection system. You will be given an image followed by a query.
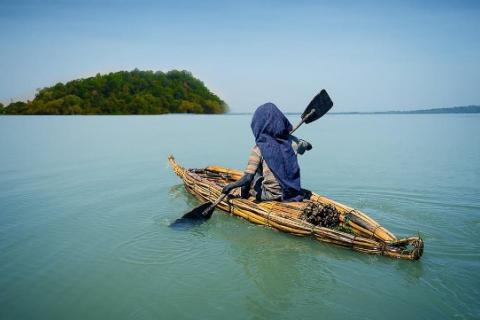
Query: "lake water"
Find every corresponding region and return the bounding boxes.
[0,114,479,319]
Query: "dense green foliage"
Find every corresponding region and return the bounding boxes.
[1,70,227,115]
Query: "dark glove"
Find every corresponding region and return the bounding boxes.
[221,173,255,194]
[222,183,235,194]
[297,139,312,155]
[240,185,250,199]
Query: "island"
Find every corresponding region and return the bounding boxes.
[0,69,227,115]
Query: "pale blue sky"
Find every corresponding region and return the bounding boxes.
[1,0,479,112]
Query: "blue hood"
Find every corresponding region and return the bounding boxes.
[251,103,303,201]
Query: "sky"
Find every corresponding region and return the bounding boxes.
[0,0,479,112]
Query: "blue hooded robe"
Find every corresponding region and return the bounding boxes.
[250,103,303,202]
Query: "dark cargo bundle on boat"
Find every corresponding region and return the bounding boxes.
[169,155,423,260]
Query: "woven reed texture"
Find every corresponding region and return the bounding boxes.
[169,155,423,260]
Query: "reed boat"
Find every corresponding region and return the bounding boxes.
[168,155,423,260]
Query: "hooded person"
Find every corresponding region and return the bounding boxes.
[222,103,311,202]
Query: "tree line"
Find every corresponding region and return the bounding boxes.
[0,69,227,115]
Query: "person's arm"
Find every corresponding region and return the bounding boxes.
[222,173,255,194]
[222,147,260,194]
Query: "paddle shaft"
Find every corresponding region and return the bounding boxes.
[201,193,228,216]
[290,109,315,134]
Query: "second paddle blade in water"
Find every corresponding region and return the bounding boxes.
[170,202,215,228]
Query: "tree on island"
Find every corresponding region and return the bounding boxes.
[1,69,227,115]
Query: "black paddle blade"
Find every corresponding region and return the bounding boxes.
[170,202,215,228]
[170,201,213,223]
[301,89,333,124]
[170,216,207,229]
[182,201,215,219]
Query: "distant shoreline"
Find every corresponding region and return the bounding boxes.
[232,105,480,115]
[329,105,480,115]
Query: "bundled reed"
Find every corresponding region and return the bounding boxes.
[169,155,423,260]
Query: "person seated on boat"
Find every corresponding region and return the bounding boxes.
[222,102,311,202]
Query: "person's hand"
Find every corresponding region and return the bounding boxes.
[222,183,235,194]
[222,173,254,194]
[297,139,313,155]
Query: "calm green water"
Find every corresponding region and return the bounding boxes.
[0,114,479,319]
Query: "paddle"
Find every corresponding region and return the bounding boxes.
[170,89,333,227]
